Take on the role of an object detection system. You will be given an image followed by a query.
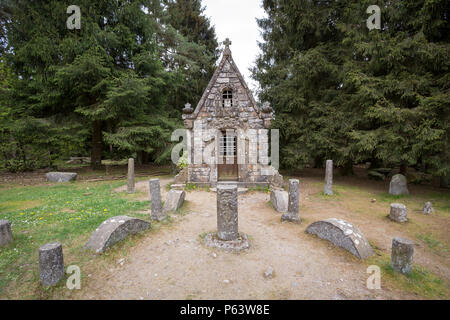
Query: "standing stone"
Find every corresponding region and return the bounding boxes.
[217,184,238,241]
[149,179,165,221]
[324,160,333,195]
[389,174,409,195]
[39,242,64,286]
[281,179,300,222]
[163,189,186,213]
[270,189,288,213]
[423,202,434,215]
[389,203,408,223]
[127,158,135,194]
[0,220,13,246]
[391,237,414,274]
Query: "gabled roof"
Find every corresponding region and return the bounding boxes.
[190,43,260,119]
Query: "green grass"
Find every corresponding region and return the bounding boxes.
[0,180,150,298]
[367,252,449,299]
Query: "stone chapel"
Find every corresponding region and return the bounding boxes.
[180,39,283,187]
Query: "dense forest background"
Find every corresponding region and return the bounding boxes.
[0,0,449,187]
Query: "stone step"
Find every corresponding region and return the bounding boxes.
[211,187,248,195]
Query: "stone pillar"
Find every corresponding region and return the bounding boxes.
[39,242,64,286]
[127,158,135,194]
[324,160,333,195]
[217,184,238,241]
[282,179,300,222]
[389,203,408,222]
[391,237,414,274]
[0,220,13,246]
[149,179,165,221]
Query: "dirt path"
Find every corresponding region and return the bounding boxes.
[74,179,431,300]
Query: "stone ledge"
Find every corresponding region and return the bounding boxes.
[204,232,250,252]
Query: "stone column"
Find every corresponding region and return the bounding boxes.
[39,242,64,286]
[282,179,300,222]
[127,158,135,194]
[391,237,414,274]
[0,220,13,246]
[217,184,238,241]
[389,203,408,222]
[149,179,165,221]
[324,160,333,195]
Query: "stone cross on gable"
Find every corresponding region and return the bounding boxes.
[223,38,232,48]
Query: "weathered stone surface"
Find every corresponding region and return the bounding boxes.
[174,167,188,184]
[127,158,135,194]
[164,189,186,213]
[389,174,409,195]
[270,189,288,213]
[0,220,13,246]
[391,237,414,274]
[281,179,300,222]
[149,179,165,221]
[39,242,64,286]
[423,202,434,215]
[204,232,249,251]
[268,172,284,188]
[389,203,408,223]
[217,184,238,241]
[85,216,150,253]
[46,172,77,182]
[324,160,333,195]
[306,218,373,259]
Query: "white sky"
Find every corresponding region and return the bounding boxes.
[202,0,266,95]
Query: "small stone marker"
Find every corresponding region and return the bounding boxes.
[389,174,409,195]
[423,202,434,215]
[127,158,135,194]
[46,172,77,182]
[324,160,333,195]
[306,218,373,259]
[391,237,414,274]
[164,189,186,213]
[281,179,300,222]
[0,220,13,246]
[270,189,288,213]
[204,184,249,251]
[39,242,64,286]
[389,203,408,223]
[217,184,238,241]
[149,179,165,221]
[85,215,150,253]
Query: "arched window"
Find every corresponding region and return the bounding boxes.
[222,89,233,107]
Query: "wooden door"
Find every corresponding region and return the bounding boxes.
[218,130,238,181]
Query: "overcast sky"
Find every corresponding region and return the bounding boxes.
[202,0,266,94]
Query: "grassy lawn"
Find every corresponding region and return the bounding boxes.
[0,179,152,299]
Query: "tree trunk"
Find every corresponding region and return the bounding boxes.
[91,120,102,169]
[440,174,449,189]
[340,160,354,176]
[400,163,407,175]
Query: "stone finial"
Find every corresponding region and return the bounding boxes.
[39,242,64,286]
[183,103,193,114]
[261,102,272,113]
[0,220,13,246]
[223,38,232,56]
[391,237,414,274]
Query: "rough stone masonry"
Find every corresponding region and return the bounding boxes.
[217,184,239,241]
[281,179,300,222]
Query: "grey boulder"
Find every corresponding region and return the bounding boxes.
[306,218,373,259]
[270,189,288,213]
[46,172,77,182]
[164,189,186,213]
[389,174,409,195]
[85,216,150,253]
